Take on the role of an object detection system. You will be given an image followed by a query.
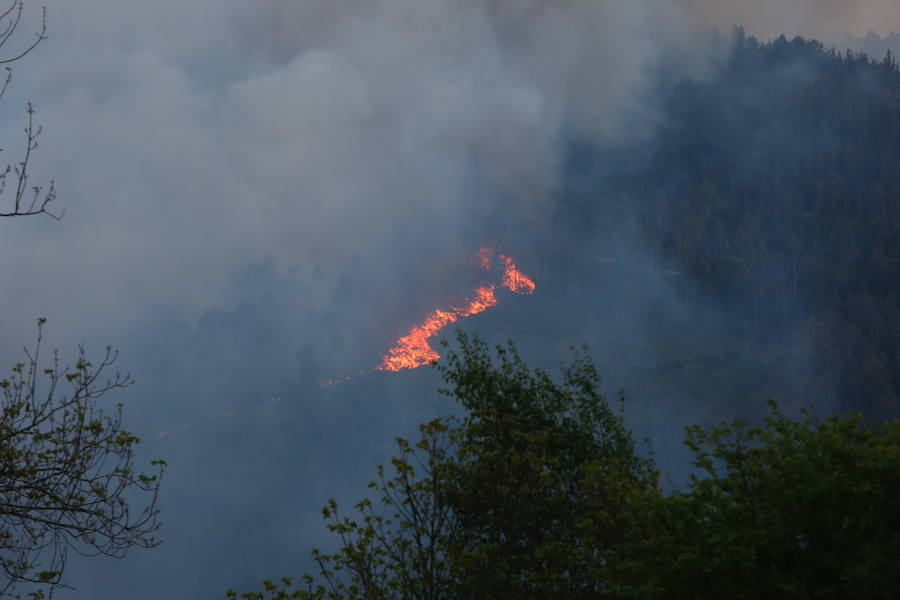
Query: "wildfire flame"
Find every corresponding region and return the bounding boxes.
[474,246,493,270]
[376,248,535,372]
[155,249,535,438]
[499,253,537,295]
[453,284,499,316]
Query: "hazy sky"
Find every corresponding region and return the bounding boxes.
[0,1,896,598]
[679,0,900,39]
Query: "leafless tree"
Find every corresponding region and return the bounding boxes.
[0,1,60,220]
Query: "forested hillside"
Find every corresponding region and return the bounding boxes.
[554,30,900,419]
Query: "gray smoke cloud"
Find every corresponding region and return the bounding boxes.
[0,0,683,357]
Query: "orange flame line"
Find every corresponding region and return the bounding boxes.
[155,250,537,437]
[376,248,535,372]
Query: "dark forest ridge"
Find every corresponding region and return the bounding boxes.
[549,29,900,419]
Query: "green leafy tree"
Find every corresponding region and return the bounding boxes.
[648,401,900,599]
[436,333,660,599]
[0,321,165,598]
[231,332,660,600]
[232,334,900,600]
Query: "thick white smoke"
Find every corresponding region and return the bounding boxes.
[0,0,684,355]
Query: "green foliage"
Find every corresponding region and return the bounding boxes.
[235,332,659,599]
[229,418,464,600]
[435,333,659,599]
[647,401,900,599]
[0,320,164,597]
[234,336,900,600]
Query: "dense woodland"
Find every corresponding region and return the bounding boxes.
[238,334,900,600]
[553,30,900,419]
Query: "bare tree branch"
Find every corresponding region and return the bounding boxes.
[0,102,61,219]
[0,3,59,222]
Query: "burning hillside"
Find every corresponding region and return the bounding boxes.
[376,248,535,372]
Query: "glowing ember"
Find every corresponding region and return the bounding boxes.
[376,248,535,372]
[454,284,498,316]
[321,375,354,388]
[499,253,536,295]
[474,247,493,270]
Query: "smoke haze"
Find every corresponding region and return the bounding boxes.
[678,0,900,40]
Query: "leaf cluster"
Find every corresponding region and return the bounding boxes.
[435,333,659,599]
[0,321,164,597]
[648,401,900,599]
